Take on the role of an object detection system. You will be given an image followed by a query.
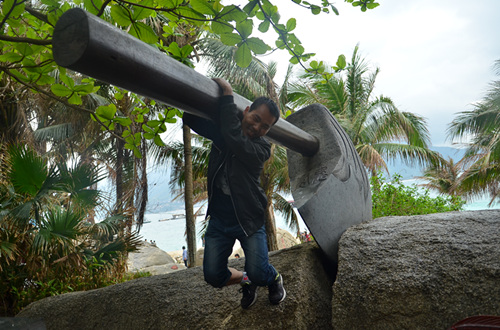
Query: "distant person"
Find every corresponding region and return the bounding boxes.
[234,254,240,259]
[183,78,286,309]
[182,246,188,267]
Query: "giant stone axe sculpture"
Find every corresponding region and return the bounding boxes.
[52,8,372,263]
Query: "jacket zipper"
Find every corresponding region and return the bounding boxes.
[226,155,248,236]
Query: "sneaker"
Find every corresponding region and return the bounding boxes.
[268,273,286,305]
[240,283,258,309]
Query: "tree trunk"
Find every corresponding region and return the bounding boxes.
[262,144,278,251]
[135,138,148,226]
[265,199,278,251]
[115,127,124,213]
[183,124,197,267]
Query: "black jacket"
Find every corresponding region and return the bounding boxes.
[183,95,270,236]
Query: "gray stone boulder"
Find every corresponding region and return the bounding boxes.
[128,242,185,275]
[17,242,333,329]
[332,210,500,329]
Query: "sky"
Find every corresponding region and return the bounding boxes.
[255,0,500,147]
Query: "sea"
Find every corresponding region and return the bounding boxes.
[138,208,307,253]
[137,184,499,253]
[109,145,500,253]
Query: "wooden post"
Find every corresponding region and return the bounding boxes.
[52,8,319,157]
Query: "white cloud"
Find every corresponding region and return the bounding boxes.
[258,0,500,146]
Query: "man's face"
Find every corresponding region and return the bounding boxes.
[241,104,277,139]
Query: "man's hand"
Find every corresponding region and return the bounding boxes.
[213,78,233,96]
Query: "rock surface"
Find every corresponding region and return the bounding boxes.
[128,242,185,275]
[18,242,333,330]
[332,210,500,329]
[16,210,500,329]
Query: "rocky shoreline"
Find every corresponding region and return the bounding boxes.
[128,227,300,275]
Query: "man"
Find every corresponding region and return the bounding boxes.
[182,246,188,267]
[183,78,286,309]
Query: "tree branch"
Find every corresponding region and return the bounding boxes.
[25,5,49,23]
[0,34,52,45]
[1,66,125,142]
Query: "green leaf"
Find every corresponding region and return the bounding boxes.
[311,5,321,15]
[51,84,72,97]
[176,7,206,21]
[84,0,103,15]
[271,12,280,24]
[219,5,247,22]
[294,44,304,55]
[59,72,74,88]
[36,74,55,86]
[180,44,194,57]
[130,22,157,44]
[246,37,269,55]
[258,20,270,33]
[115,91,124,100]
[154,135,165,146]
[9,146,48,196]
[275,39,286,49]
[211,21,233,34]
[73,84,94,94]
[16,43,34,57]
[292,0,301,3]
[115,117,132,126]
[236,19,253,39]
[2,0,25,17]
[286,18,296,32]
[190,0,216,15]
[68,93,82,105]
[336,54,346,69]
[132,147,142,158]
[147,120,161,127]
[111,5,132,27]
[235,43,252,68]
[242,0,258,15]
[168,42,182,57]
[331,5,339,15]
[157,0,182,8]
[220,33,242,46]
[10,69,29,82]
[96,104,117,120]
[0,52,23,62]
[162,24,174,36]
[367,3,380,9]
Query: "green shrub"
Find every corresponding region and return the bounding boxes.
[371,173,465,218]
[0,145,143,316]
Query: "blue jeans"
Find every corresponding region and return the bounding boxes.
[203,215,278,288]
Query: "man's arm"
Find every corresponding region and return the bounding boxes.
[213,79,271,168]
[182,112,224,149]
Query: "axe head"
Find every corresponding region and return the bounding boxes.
[286,104,372,264]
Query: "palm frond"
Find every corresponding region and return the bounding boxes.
[272,192,299,235]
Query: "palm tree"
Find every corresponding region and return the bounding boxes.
[417,157,465,196]
[0,144,141,316]
[447,59,500,205]
[288,45,442,177]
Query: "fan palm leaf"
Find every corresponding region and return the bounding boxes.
[290,44,437,176]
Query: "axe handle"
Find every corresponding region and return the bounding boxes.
[52,8,319,157]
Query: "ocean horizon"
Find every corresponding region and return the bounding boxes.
[137,194,498,254]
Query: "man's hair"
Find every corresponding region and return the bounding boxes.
[250,96,280,124]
